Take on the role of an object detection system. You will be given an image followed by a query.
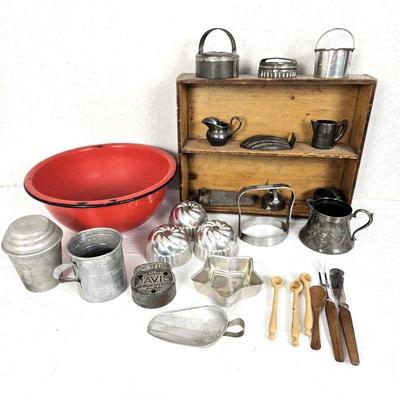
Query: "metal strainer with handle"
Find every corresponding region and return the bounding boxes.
[237,183,295,247]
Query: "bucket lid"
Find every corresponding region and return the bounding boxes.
[1,215,63,256]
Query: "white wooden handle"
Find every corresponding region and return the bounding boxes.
[291,292,300,346]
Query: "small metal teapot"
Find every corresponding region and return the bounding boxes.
[299,198,373,254]
[202,116,243,146]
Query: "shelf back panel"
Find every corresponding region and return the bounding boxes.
[186,153,346,201]
[187,84,359,143]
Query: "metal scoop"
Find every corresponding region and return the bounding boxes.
[147,306,245,347]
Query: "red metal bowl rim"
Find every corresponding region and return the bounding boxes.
[24,143,177,208]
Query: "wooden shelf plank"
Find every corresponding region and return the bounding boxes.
[182,139,359,160]
[177,73,377,85]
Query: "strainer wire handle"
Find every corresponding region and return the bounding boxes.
[237,184,296,235]
[315,28,355,50]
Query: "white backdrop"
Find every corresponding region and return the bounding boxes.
[0,0,399,199]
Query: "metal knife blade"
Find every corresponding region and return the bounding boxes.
[329,268,347,307]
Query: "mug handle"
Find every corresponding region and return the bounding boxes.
[335,120,348,142]
[230,116,243,135]
[53,263,78,283]
[350,209,373,241]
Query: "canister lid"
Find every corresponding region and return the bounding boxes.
[196,51,239,62]
[258,58,297,70]
[131,262,176,309]
[1,215,63,256]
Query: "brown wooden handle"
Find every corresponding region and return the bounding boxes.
[325,300,344,362]
[310,309,321,350]
[339,307,360,366]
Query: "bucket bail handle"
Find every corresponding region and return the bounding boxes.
[198,28,237,54]
[315,28,355,50]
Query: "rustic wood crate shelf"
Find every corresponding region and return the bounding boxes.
[177,73,377,217]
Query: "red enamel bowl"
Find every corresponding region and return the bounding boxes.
[24,143,176,232]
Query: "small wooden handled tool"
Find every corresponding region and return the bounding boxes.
[330,268,360,365]
[319,268,344,362]
[339,307,360,365]
[268,276,285,340]
[310,285,326,350]
[325,300,345,362]
[299,273,312,336]
[289,280,303,347]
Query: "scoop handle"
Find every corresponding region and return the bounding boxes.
[339,307,360,365]
[325,300,345,362]
[223,318,245,338]
[268,288,279,340]
[311,308,322,350]
[291,292,300,346]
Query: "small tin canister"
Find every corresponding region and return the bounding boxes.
[131,262,176,308]
[1,215,63,292]
[196,28,239,79]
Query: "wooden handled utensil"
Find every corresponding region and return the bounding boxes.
[289,280,303,347]
[330,268,360,366]
[310,285,326,350]
[268,276,285,340]
[299,272,312,336]
[319,269,344,362]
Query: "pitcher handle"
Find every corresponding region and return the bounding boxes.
[335,120,348,142]
[350,209,373,241]
[223,318,245,338]
[198,28,237,54]
[230,116,243,135]
[315,28,355,50]
[53,263,78,283]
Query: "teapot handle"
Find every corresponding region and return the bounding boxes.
[350,209,373,241]
[335,120,348,142]
[229,116,243,135]
[198,28,237,54]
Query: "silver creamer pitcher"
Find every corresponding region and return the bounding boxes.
[299,198,373,254]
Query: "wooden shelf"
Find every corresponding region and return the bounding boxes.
[182,139,358,160]
[177,72,377,217]
[177,73,377,86]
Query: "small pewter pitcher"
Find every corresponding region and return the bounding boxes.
[299,198,373,254]
[53,228,128,302]
[202,116,243,146]
[311,119,348,149]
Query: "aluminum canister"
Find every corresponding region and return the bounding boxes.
[1,215,63,292]
[196,28,239,79]
[53,228,127,302]
[314,28,355,78]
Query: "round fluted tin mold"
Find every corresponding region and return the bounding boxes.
[145,224,192,267]
[169,200,208,241]
[193,220,238,261]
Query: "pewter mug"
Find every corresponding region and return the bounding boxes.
[311,119,347,149]
[53,228,128,302]
[299,198,373,254]
[202,116,243,146]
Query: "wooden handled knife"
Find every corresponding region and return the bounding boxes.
[330,268,360,366]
